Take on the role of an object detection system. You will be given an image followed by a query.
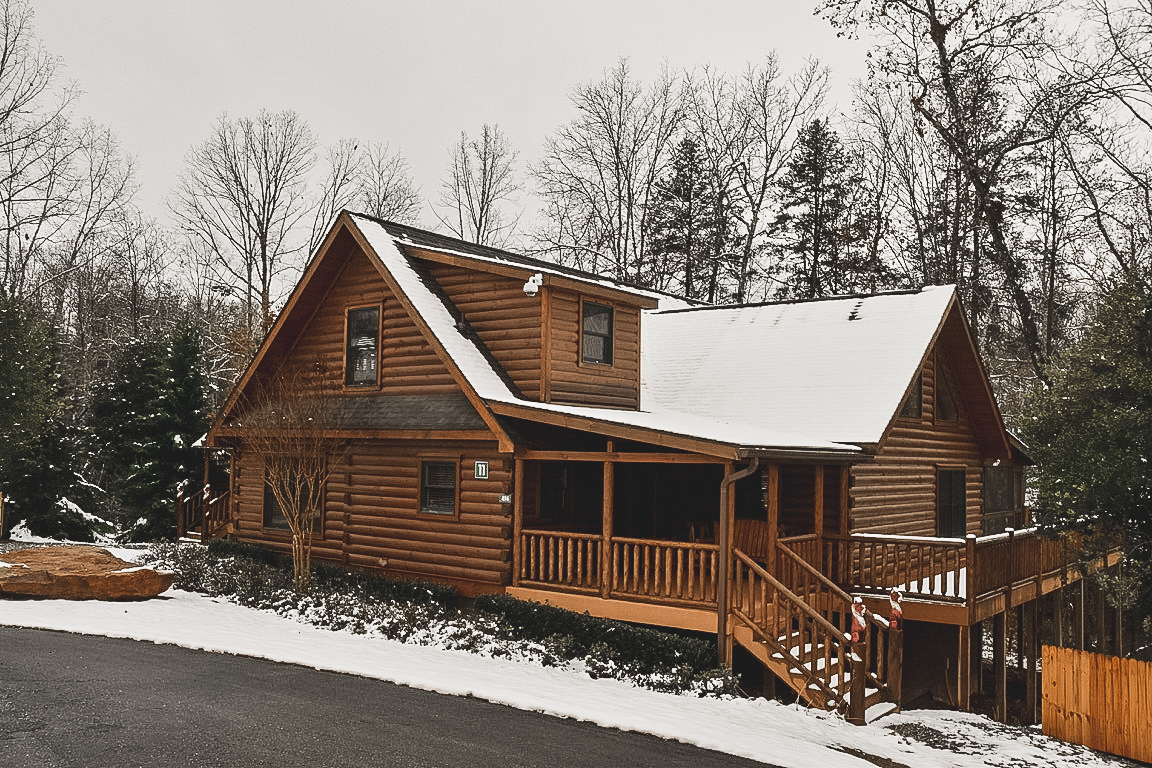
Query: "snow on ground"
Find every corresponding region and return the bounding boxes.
[0,545,1129,768]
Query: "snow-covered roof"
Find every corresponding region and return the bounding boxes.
[348,214,956,456]
[641,288,956,447]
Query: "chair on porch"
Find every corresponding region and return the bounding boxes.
[733,518,771,562]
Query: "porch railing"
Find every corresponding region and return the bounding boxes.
[175,483,232,541]
[517,529,719,607]
[811,527,1078,604]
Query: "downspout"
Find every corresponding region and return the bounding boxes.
[717,457,760,665]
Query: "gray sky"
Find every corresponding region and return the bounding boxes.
[32,0,868,232]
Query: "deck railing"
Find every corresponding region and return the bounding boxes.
[517,530,719,606]
[610,537,719,605]
[518,530,602,592]
[808,527,1078,604]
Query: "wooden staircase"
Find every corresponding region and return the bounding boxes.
[175,483,233,541]
[730,544,902,723]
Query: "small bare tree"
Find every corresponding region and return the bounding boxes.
[236,366,344,592]
[436,123,520,246]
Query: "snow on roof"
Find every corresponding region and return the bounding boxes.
[349,214,952,453]
[642,288,956,446]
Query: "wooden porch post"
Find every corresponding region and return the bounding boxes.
[766,464,779,575]
[1024,598,1038,725]
[1053,586,1065,647]
[512,458,524,587]
[839,464,850,537]
[813,465,825,571]
[601,446,614,600]
[993,610,1007,722]
[958,624,972,712]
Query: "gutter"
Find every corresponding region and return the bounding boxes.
[716,457,761,664]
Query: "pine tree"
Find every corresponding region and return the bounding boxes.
[90,324,207,541]
[646,138,735,301]
[1023,277,1152,623]
[774,119,869,298]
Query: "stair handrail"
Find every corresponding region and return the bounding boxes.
[731,549,850,708]
[777,540,895,705]
[777,542,892,635]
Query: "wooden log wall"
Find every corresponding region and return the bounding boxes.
[425,261,543,400]
[852,351,984,536]
[278,245,458,395]
[231,439,513,594]
[545,289,641,409]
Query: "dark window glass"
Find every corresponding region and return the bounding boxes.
[582,302,613,365]
[421,461,457,515]
[899,373,923,419]
[937,469,967,538]
[936,359,958,421]
[345,306,380,386]
[263,466,321,533]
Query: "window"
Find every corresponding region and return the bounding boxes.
[581,301,614,365]
[420,461,457,515]
[936,357,958,422]
[263,466,322,533]
[345,306,381,387]
[899,373,923,419]
[937,468,967,538]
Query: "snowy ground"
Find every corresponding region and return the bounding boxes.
[0,541,1133,768]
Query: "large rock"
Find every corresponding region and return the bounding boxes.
[0,545,173,600]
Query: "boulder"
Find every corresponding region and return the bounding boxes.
[0,545,173,600]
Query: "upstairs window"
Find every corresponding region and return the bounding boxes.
[936,357,958,422]
[581,301,614,365]
[420,460,458,515]
[899,373,923,419]
[345,306,380,387]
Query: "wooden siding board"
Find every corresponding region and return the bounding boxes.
[852,350,988,537]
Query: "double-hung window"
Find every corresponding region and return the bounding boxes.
[345,306,381,387]
[420,461,458,516]
[581,301,614,365]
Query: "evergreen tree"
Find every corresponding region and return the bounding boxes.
[90,324,207,541]
[646,138,737,302]
[774,119,870,298]
[0,295,98,539]
[1023,277,1152,624]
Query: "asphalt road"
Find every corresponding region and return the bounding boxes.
[0,626,779,768]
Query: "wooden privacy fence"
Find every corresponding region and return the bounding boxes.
[1042,645,1152,764]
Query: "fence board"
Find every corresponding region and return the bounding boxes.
[1043,645,1152,764]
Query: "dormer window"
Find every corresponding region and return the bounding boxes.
[581,301,614,365]
[345,305,381,387]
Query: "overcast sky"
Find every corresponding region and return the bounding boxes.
[31,1,869,233]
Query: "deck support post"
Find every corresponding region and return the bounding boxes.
[601,446,614,601]
[512,458,524,587]
[1024,598,1038,725]
[1096,581,1108,653]
[993,607,1007,722]
[1053,586,1065,647]
[848,630,867,726]
[1074,579,1085,651]
[958,624,971,712]
[888,626,904,710]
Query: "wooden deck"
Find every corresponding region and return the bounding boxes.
[513,526,1089,626]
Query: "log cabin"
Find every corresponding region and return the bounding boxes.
[196,210,1108,723]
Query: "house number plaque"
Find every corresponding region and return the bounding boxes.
[474,460,489,479]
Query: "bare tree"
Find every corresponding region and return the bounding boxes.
[818,0,1096,382]
[308,140,422,253]
[235,365,345,592]
[534,60,682,282]
[686,56,827,301]
[436,124,519,246]
[172,110,316,346]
